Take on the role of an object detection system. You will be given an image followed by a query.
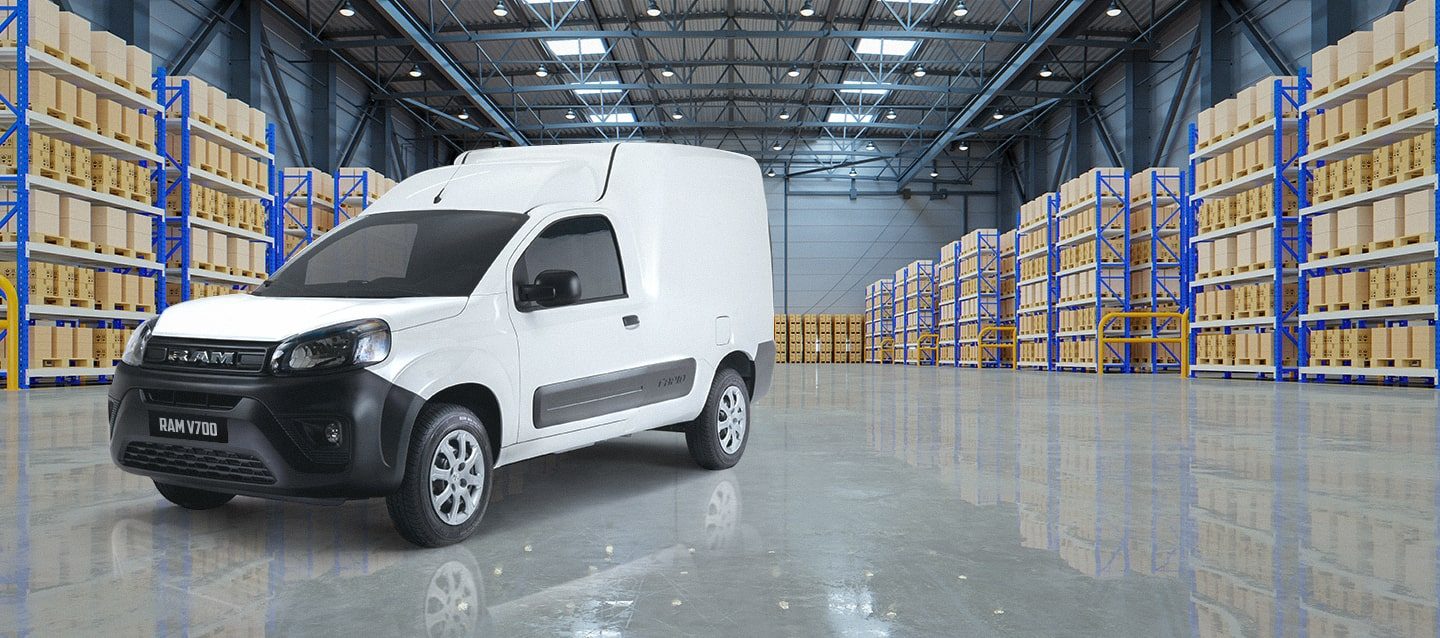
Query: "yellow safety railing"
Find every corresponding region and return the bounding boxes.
[878,336,895,363]
[917,332,940,365]
[1096,311,1189,378]
[977,325,1018,369]
[0,276,18,390]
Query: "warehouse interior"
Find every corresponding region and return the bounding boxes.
[3,0,1440,635]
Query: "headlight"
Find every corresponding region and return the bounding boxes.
[272,319,391,374]
[121,317,157,366]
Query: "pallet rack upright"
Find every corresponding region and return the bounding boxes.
[936,239,961,365]
[1296,33,1440,384]
[158,72,275,302]
[957,229,1004,367]
[1131,168,1186,372]
[896,260,936,365]
[1016,194,1057,370]
[1186,77,1306,380]
[335,168,377,224]
[0,2,166,387]
[276,169,318,267]
[1054,170,1131,372]
[865,278,895,363]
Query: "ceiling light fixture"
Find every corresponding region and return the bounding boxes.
[565,109,577,120]
[338,1,357,17]
[929,163,939,178]
[661,66,676,77]
[772,141,783,151]
[493,0,509,16]
[800,0,815,17]
[671,109,684,120]
[408,64,423,78]
[646,0,661,16]
[1039,65,1053,78]
[865,141,876,151]
[767,168,777,177]
[912,65,926,78]
[848,168,858,178]
[787,66,801,77]
[1106,0,1122,17]
[779,111,791,120]
[458,109,470,120]
[952,1,967,17]
[535,64,549,77]
[957,142,969,151]
[886,109,897,120]
[992,110,1005,120]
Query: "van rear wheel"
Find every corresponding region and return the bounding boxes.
[387,404,494,548]
[686,368,750,470]
[154,481,234,510]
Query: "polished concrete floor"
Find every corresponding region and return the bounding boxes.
[1,366,1438,636]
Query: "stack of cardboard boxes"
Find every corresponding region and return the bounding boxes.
[773,314,863,364]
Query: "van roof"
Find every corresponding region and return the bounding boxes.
[365,143,754,216]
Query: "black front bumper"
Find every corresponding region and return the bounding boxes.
[108,363,426,501]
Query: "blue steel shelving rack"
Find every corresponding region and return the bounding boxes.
[865,278,895,363]
[957,229,1004,367]
[1296,37,1440,385]
[157,72,276,303]
[936,239,962,366]
[276,170,318,267]
[1016,194,1058,370]
[335,169,372,225]
[896,260,937,365]
[1,2,167,388]
[1186,77,1307,381]
[1055,170,1131,372]
[1134,169,1186,372]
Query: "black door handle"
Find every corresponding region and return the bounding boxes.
[623,315,640,328]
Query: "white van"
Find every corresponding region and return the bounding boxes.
[108,143,775,546]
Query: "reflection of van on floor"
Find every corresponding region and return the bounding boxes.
[108,143,776,546]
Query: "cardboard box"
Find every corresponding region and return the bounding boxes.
[1407,71,1434,113]
[1336,31,1373,79]
[1340,272,1370,306]
[127,213,151,253]
[30,189,60,236]
[121,272,141,305]
[1308,275,1326,311]
[1372,326,1393,361]
[1312,44,1337,90]
[29,325,53,364]
[94,271,122,306]
[1373,10,1407,63]
[90,206,128,247]
[1403,189,1436,236]
[1387,80,1409,120]
[127,46,153,90]
[1368,87,1388,127]
[1374,195,1405,242]
[1406,0,1436,51]
[57,11,90,65]
[72,326,94,361]
[1,0,61,50]
[58,195,90,243]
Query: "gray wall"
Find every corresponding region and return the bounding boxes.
[61,0,428,177]
[770,177,999,314]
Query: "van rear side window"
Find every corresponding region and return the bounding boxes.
[514,215,626,309]
[256,210,526,298]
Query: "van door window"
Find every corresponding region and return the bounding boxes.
[514,215,626,310]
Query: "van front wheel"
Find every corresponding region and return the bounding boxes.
[686,368,750,470]
[387,404,494,547]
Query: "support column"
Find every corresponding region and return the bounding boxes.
[106,0,150,49]
[1311,0,1354,51]
[309,50,338,171]
[228,0,264,105]
[1069,99,1091,176]
[1198,0,1234,108]
[1125,48,1153,172]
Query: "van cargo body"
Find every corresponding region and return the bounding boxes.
[108,143,774,545]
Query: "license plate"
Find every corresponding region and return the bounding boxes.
[149,413,228,443]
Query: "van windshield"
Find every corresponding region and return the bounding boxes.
[254,210,527,298]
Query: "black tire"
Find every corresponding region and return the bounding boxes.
[686,368,751,470]
[387,403,494,548]
[153,481,234,510]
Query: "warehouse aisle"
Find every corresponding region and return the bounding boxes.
[1,368,1436,636]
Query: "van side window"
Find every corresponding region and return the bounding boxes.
[514,215,626,309]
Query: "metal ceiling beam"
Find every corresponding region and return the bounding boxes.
[384,82,1075,99]
[366,0,529,146]
[896,0,1090,188]
[433,120,1037,134]
[169,0,244,76]
[313,29,1145,49]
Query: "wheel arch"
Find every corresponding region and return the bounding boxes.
[717,349,756,396]
[425,383,504,459]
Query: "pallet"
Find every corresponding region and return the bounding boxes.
[1234,262,1270,274]
[109,302,156,313]
[1316,244,1363,259]
[1235,357,1273,366]
[96,244,139,258]
[1373,172,1402,188]
[1234,309,1271,319]
[1312,357,1361,367]
[39,295,98,309]
[1370,114,1395,130]
[133,249,157,261]
[1370,357,1431,369]
[1311,137,1331,151]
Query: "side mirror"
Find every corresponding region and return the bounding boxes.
[518,270,581,307]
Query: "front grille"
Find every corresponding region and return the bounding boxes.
[143,389,243,411]
[143,338,273,375]
[122,441,277,485]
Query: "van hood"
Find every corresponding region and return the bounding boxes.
[152,295,469,342]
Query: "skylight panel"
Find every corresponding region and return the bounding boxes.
[588,112,636,123]
[827,113,875,124]
[839,81,890,96]
[544,38,607,56]
[854,38,918,57]
[574,80,622,95]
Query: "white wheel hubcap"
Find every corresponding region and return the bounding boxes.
[431,430,484,526]
[716,385,747,455]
